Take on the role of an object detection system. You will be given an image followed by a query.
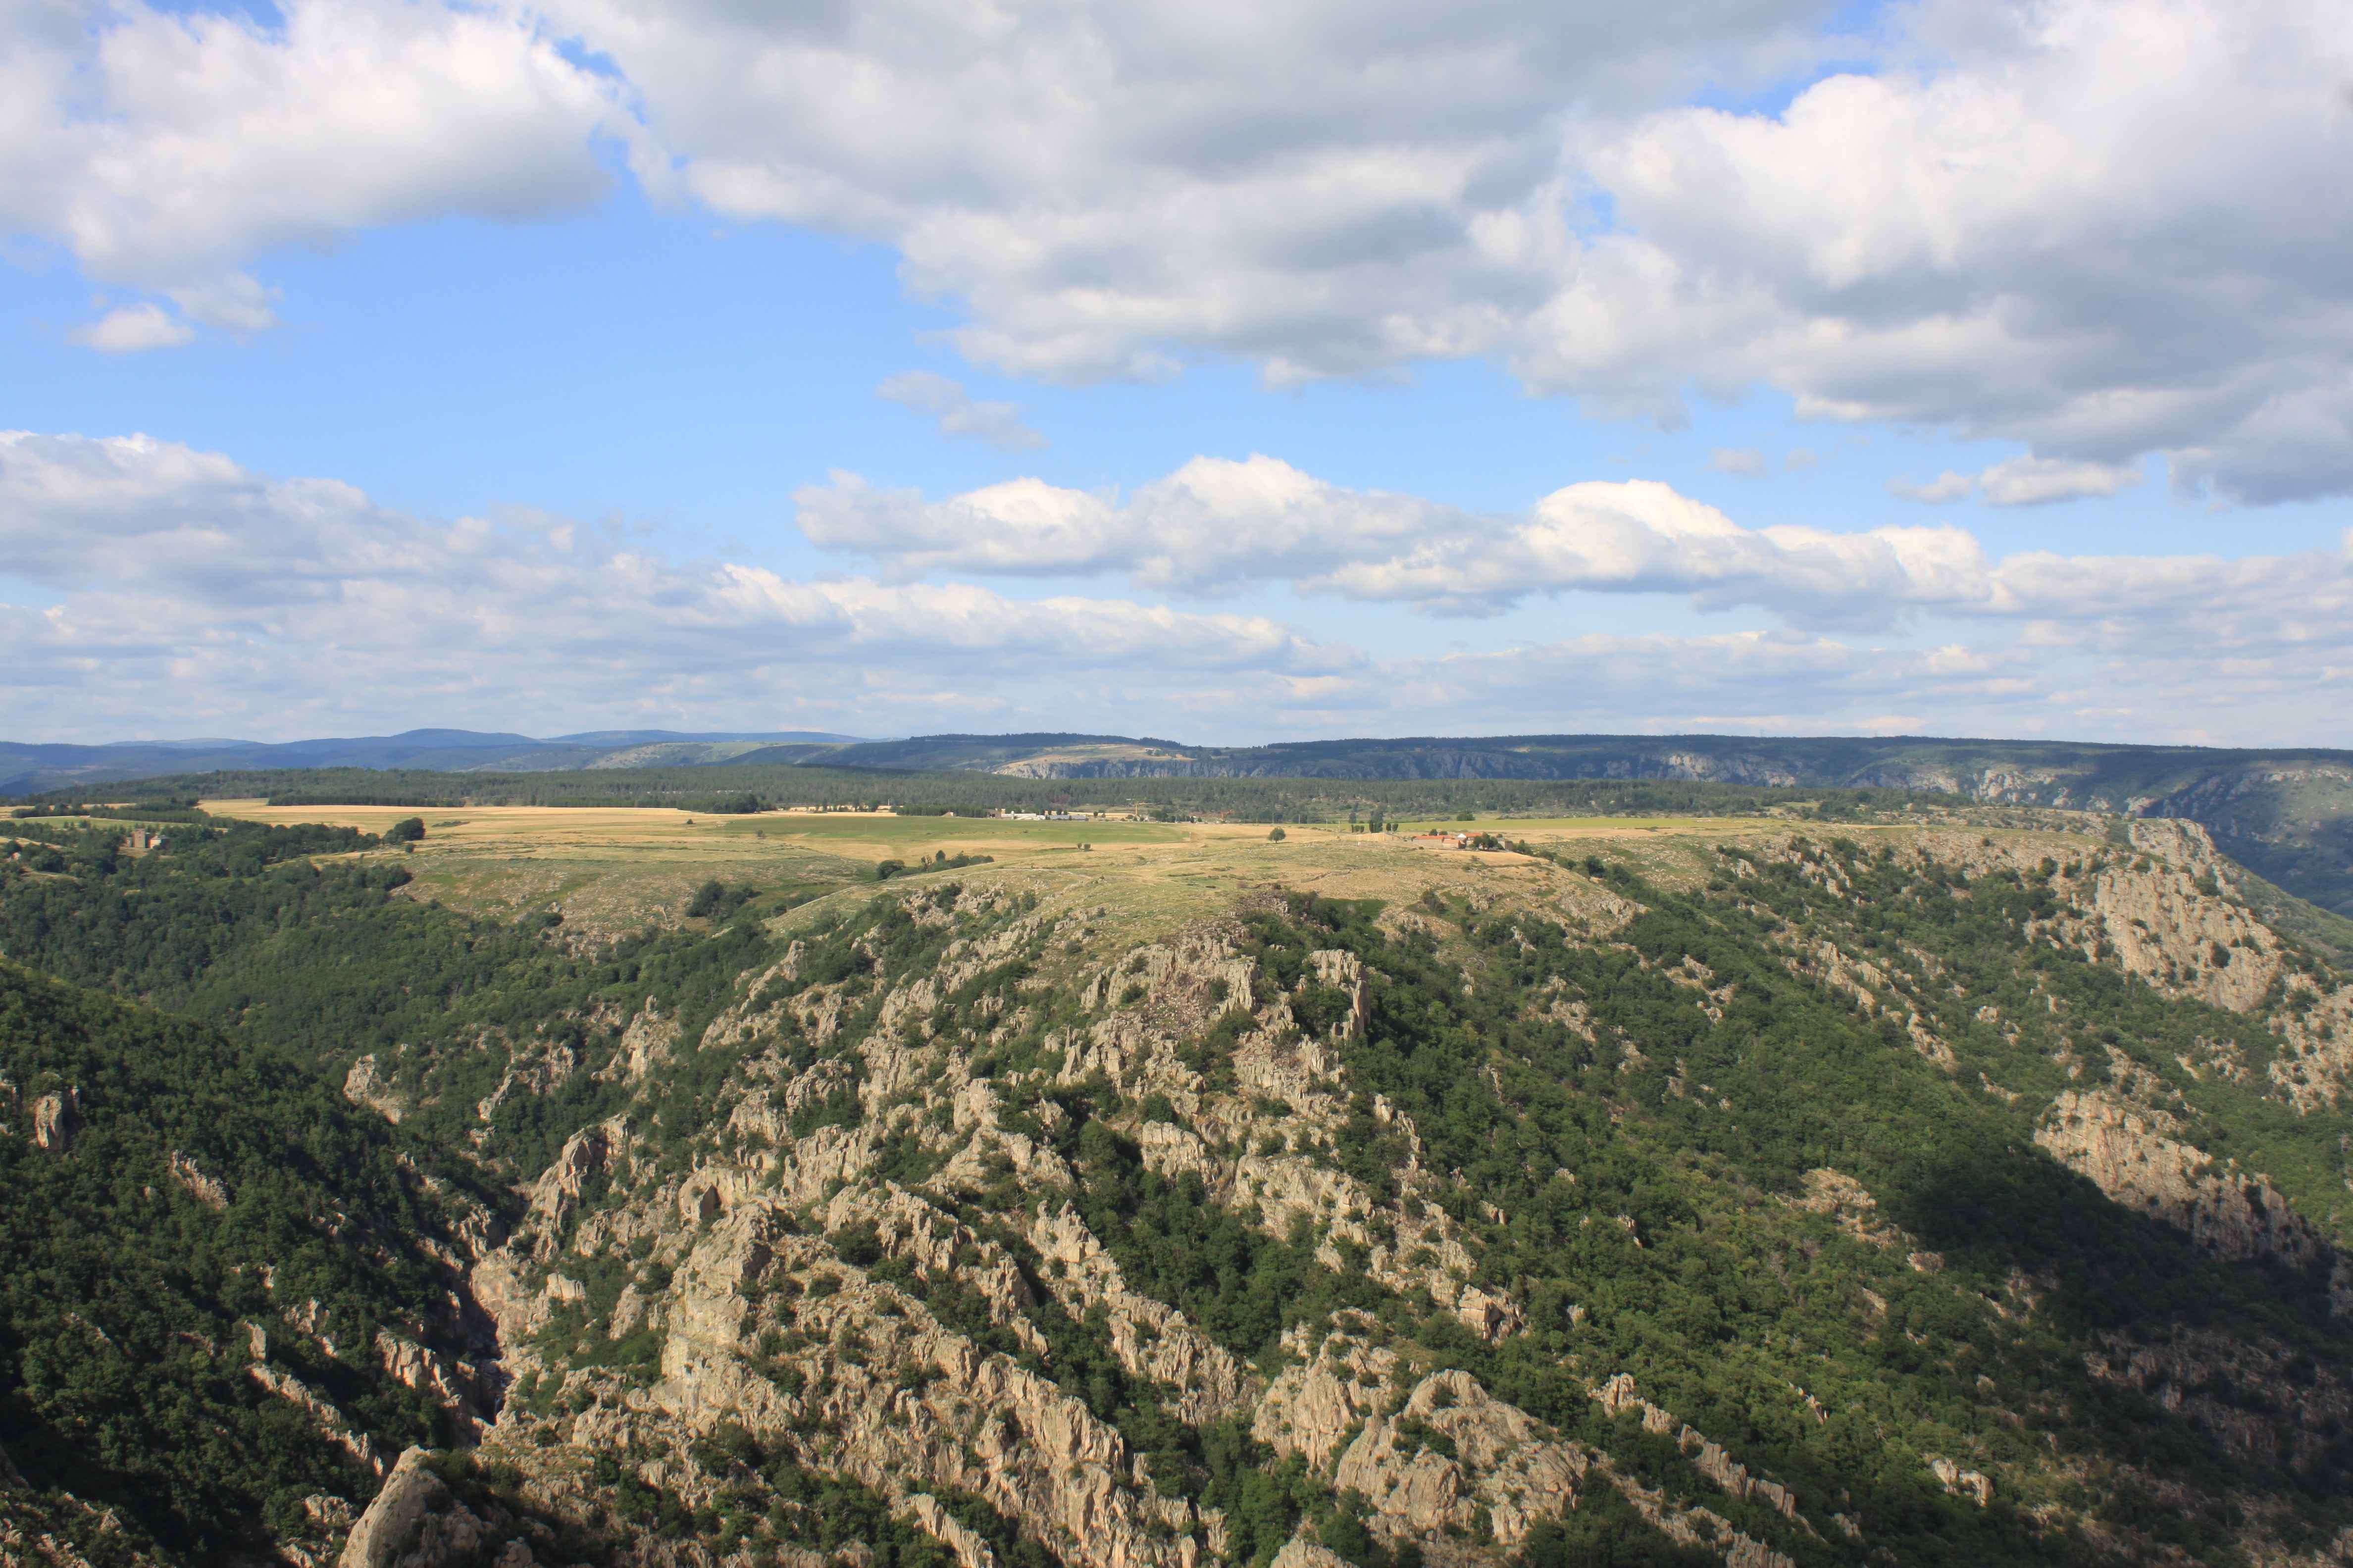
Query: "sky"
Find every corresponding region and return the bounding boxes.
[1,0,2349,748]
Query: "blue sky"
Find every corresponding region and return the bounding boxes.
[1,0,2348,747]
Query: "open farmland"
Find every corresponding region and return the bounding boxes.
[191,796,1923,935]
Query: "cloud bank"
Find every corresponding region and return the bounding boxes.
[3,431,2347,746]
[795,455,2347,638]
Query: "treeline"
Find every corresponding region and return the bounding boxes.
[17,763,1942,824]
[11,800,212,822]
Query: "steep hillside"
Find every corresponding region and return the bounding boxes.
[0,962,506,1568]
[10,811,2353,1568]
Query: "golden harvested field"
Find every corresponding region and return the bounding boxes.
[190,797,1987,941]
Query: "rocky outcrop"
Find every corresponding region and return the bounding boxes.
[1333,1369,1593,1546]
[1927,1456,1991,1507]
[167,1151,230,1210]
[30,1089,79,1152]
[2265,982,2353,1113]
[1027,1204,1255,1423]
[2085,1327,2353,1473]
[632,1195,1211,1568]
[597,1001,681,1087]
[249,1363,393,1479]
[1593,1375,1800,1523]
[2080,822,2284,1013]
[521,1119,625,1252]
[338,1449,487,1568]
[1790,1169,1942,1272]
[1255,1317,1400,1467]
[343,1056,408,1123]
[2036,1090,2330,1271]
[1776,938,1955,1068]
[1255,1326,1794,1567]
[376,1332,494,1443]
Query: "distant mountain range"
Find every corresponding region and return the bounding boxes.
[0,728,865,794]
[7,726,2350,915]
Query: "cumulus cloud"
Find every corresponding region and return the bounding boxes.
[798,455,1454,594]
[68,303,192,353]
[876,372,1045,452]
[1707,448,1766,477]
[7,0,2346,499]
[0,431,1347,737]
[3,430,2349,745]
[797,453,2353,656]
[805,454,2238,626]
[2,0,628,333]
[550,0,2352,500]
[1532,0,2353,501]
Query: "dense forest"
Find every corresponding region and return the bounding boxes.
[0,960,488,1562]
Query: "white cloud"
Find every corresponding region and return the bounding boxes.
[876,371,1045,452]
[1535,0,2353,502]
[1784,449,1817,471]
[167,275,282,333]
[563,0,2353,501]
[0,431,1348,737]
[1891,455,2141,506]
[1890,471,1975,505]
[3,429,2349,746]
[1707,447,1766,477]
[797,452,2353,649]
[6,0,2346,501]
[68,303,193,353]
[1974,455,2141,507]
[1,0,628,327]
[798,456,2004,623]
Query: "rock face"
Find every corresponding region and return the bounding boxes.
[2036,1090,2330,1271]
[1927,1456,1991,1507]
[337,1448,487,1568]
[29,1089,79,1152]
[342,1055,408,1123]
[2085,821,2285,1013]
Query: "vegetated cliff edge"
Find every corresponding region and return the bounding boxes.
[11,817,2353,1568]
